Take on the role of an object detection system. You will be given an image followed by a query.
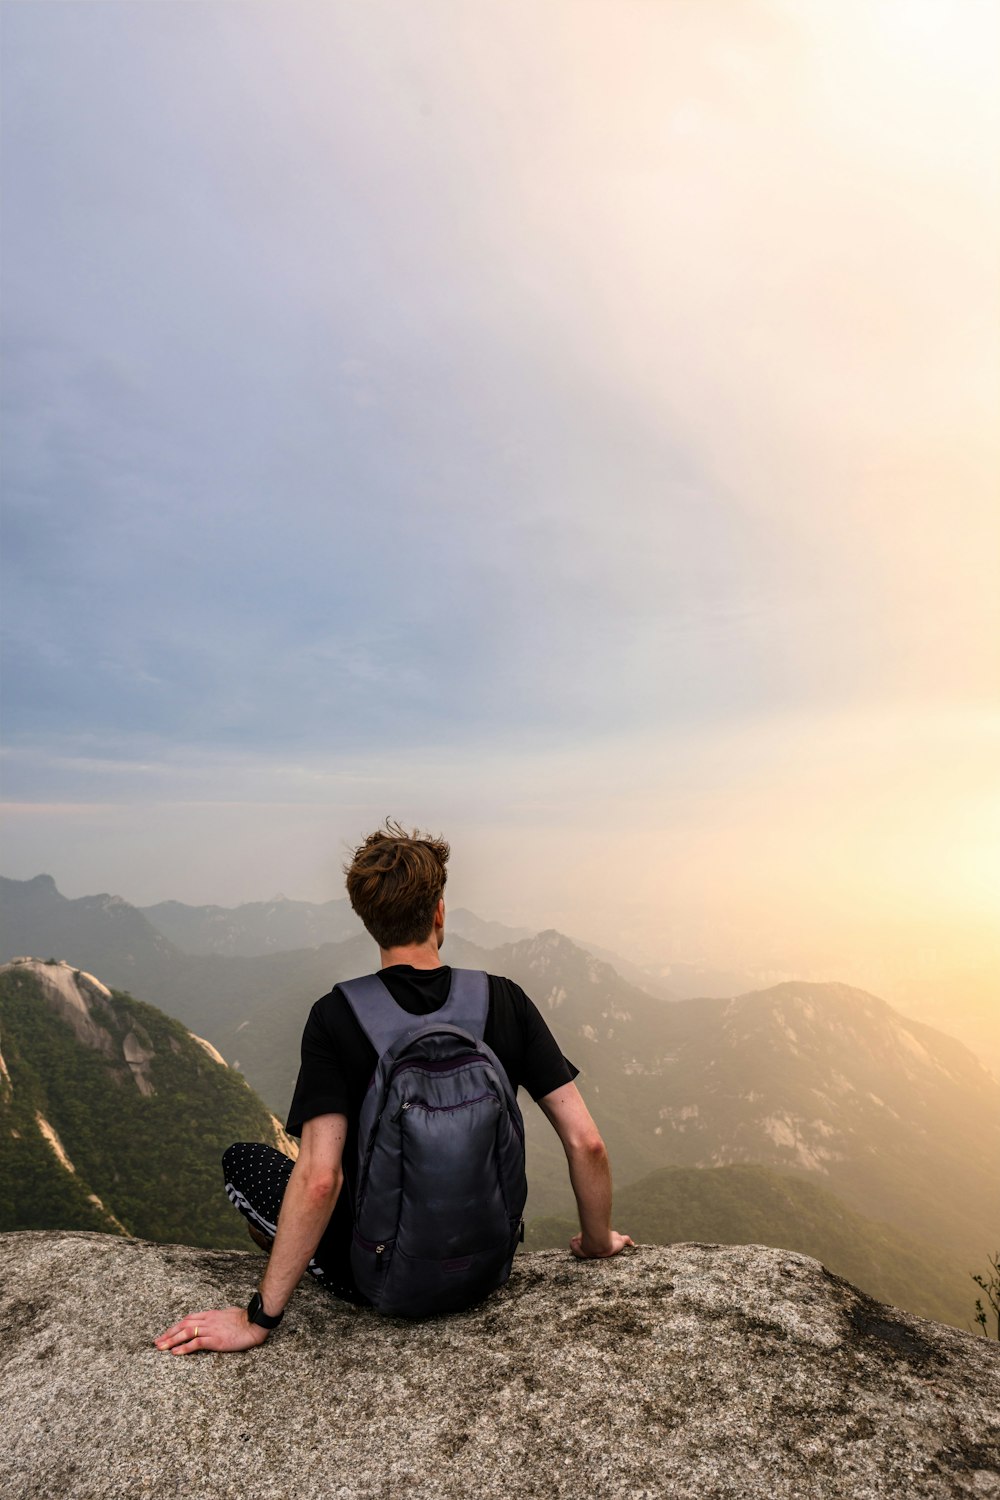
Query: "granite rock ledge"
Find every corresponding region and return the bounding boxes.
[1,1231,998,1500]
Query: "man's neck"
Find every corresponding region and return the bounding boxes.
[378,939,443,971]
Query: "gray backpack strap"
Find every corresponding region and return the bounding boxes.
[337,974,402,1057]
[437,968,489,1036]
[339,968,489,1058]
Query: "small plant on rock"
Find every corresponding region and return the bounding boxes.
[971,1250,1000,1338]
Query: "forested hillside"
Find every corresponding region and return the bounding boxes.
[0,958,293,1247]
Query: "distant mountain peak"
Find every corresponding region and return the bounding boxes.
[741,978,887,1007]
[516,929,620,978]
[525,928,579,953]
[445,909,535,947]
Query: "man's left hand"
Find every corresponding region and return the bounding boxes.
[154,1307,270,1355]
[569,1229,635,1259]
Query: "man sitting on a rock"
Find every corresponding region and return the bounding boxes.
[155,821,633,1353]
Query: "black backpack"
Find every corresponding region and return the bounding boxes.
[339,968,528,1319]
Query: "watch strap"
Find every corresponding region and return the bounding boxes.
[247,1290,284,1329]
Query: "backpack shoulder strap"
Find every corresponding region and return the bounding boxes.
[338,968,489,1057]
[439,967,489,1036]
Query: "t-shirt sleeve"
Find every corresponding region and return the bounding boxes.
[509,982,580,1102]
[285,995,352,1136]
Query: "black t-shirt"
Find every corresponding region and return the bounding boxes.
[284,963,579,1288]
[287,963,578,1133]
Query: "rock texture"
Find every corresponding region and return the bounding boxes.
[2,1232,998,1499]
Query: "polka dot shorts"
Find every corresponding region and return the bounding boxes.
[222,1141,370,1306]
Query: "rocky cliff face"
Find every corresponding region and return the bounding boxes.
[2,1231,997,1499]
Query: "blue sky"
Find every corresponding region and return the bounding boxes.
[2,2,998,1035]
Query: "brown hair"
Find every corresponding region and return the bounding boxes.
[344,818,450,950]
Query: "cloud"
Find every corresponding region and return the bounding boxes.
[1,2,996,1005]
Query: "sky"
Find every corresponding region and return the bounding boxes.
[1,2,998,1053]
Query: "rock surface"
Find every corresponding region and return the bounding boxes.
[2,1231,998,1500]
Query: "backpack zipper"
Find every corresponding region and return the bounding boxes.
[391,1055,493,1081]
[353,1228,389,1267]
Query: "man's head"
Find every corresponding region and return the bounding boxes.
[344,819,450,951]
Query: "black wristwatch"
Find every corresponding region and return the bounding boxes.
[247,1291,284,1330]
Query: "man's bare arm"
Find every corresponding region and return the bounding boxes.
[154,1114,347,1355]
[536,1081,634,1259]
[259,1113,346,1313]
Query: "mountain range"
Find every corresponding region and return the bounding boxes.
[2,873,997,1331]
[139,892,535,959]
[136,891,771,1000]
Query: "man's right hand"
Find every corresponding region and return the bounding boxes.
[570,1230,635,1259]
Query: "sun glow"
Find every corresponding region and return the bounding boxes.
[869,0,998,84]
[797,0,1000,88]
